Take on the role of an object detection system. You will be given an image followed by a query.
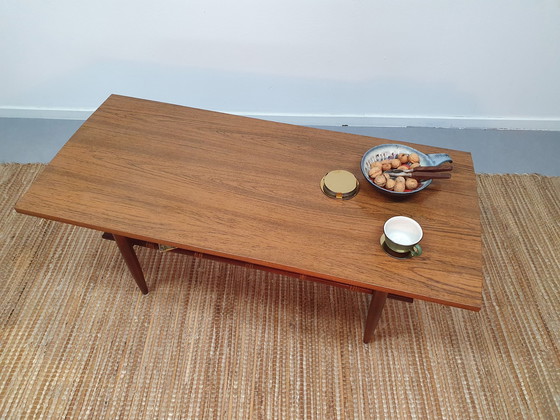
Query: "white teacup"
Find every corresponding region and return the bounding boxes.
[383,216,423,257]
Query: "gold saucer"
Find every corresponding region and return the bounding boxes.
[380,234,412,259]
[320,170,360,200]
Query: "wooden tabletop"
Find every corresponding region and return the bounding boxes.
[15,95,483,311]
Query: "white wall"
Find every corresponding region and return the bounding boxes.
[1,0,559,129]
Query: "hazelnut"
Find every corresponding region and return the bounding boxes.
[390,158,401,169]
[368,166,382,178]
[405,178,419,190]
[398,153,409,163]
[408,153,420,163]
[394,182,406,192]
[385,178,396,190]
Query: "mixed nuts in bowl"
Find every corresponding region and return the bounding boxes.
[360,144,452,197]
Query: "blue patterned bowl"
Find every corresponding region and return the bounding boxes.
[360,144,452,197]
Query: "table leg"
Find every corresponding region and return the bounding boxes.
[113,234,149,295]
[363,291,388,343]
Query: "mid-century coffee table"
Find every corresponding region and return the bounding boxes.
[15,95,483,343]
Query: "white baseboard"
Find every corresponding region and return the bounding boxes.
[242,113,560,131]
[0,107,95,120]
[1,106,559,131]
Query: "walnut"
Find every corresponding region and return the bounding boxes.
[410,163,421,169]
[381,161,392,171]
[405,178,419,190]
[390,158,401,169]
[408,153,420,163]
[374,175,387,187]
[396,176,405,183]
[398,153,409,163]
[394,182,406,192]
[385,178,396,190]
[368,166,382,178]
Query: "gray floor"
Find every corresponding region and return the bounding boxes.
[1,118,559,176]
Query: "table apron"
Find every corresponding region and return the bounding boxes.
[101,233,413,303]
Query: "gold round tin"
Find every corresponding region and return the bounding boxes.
[320,170,360,200]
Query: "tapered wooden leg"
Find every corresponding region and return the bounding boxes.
[363,291,388,343]
[113,234,149,294]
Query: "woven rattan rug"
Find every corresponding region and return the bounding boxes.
[1,164,558,419]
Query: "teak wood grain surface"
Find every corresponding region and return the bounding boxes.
[15,95,483,311]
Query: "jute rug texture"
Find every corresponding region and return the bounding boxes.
[0,164,558,419]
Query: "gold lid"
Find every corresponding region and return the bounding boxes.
[320,170,360,200]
